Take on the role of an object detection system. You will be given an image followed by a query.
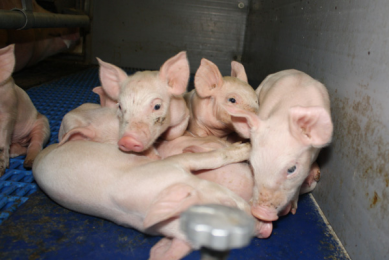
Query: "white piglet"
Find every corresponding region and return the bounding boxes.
[0,44,50,175]
[33,140,270,260]
[97,52,190,153]
[185,58,259,138]
[225,69,333,221]
[58,103,160,159]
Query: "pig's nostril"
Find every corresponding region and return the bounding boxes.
[118,144,131,152]
[118,136,144,152]
[131,144,144,152]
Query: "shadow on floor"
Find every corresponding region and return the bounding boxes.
[13,58,94,90]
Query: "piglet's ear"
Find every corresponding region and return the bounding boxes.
[194,58,223,98]
[58,128,96,146]
[289,106,333,148]
[143,183,200,230]
[224,105,261,139]
[159,51,190,96]
[231,61,248,83]
[92,86,118,108]
[97,58,127,101]
[0,44,15,84]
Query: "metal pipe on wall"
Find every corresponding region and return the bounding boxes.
[0,10,89,30]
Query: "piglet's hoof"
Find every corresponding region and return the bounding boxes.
[24,149,42,169]
[231,141,251,151]
[0,166,5,177]
[224,142,251,162]
[23,158,34,169]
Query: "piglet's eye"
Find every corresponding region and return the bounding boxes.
[154,104,161,110]
[287,165,297,175]
[228,98,236,103]
[118,104,122,111]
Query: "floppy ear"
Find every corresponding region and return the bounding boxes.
[58,127,96,146]
[92,86,118,108]
[224,105,261,139]
[143,183,201,229]
[0,44,16,84]
[159,51,189,96]
[97,57,127,101]
[231,61,248,83]
[289,106,333,148]
[194,58,223,98]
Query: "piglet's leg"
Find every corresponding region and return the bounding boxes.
[0,117,14,175]
[24,114,50,168]
[149,237,192,260]
[169,142,251,172]
[0,146,10,176]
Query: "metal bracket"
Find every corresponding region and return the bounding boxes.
[10,0,34,30]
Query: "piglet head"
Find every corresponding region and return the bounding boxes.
[225,105,333,221]
[97,51,189,153]
[193,58,258,137]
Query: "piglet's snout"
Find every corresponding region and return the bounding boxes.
[255,220,273,238]
[118,135,144,152]
[251,189,282,221]
[118,120,151,152]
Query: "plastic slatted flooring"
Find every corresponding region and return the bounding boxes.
[0,68,349,259]
[0,68,100,225]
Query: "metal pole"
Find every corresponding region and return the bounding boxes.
[0,10,90,29]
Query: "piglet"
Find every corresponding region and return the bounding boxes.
[97,51,190,153]
[33,140,271,260]
[58,103,160,159]
[0,44,50,176]
[225,69,333,221]
[185,58,258,138]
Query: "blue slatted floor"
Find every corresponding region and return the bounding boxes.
[0,68,349,259]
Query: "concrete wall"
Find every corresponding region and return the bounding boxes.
[242,1,389,259]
